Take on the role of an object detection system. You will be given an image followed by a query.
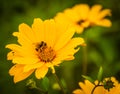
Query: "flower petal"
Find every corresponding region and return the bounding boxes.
[55,38,84,62]
[35,65,48,79]
[64,9,80,22]
[32,18,45,42]
[6,43,37,58]
[98,9,111,19]
[13,57,39,64]
[74,4,90,20]
[55,13,73,26]
[74,25,84,33]
[6,44,21,51]
[9,64,24,76]
[23,62,44,72]
[96,19,112,27]
[18,23,36,45]
[43,19,57,47]
[54,26,75,50]
[79,80,94,94]
[89,5,102,21]
[14,70,34,83]
[73,89,84,94]
[45,63,55,73]
[9,64,34,83]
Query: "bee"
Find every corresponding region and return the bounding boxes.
[35,41,47,52]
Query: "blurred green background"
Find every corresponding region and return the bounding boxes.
[0,0,120,94]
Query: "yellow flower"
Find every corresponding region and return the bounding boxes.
[6,18,84,83]
[73,77,120,94]
[87,4,112,27]
[54,4,111,33]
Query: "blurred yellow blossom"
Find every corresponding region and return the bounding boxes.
[6,18,84,83]
[73,77,120,94]
[54,4,112,33]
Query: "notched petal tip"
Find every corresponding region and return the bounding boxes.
[12,32,19,37]
[5,44,10,48]
[33,18,43,24]
[74,3,89,9]
[77,38,85,46]
[19,23,26,28]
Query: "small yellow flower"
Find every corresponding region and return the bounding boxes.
[73,77,120,94]
[6,18,84,83]
[54,4,111,33]
[87,4,112,27]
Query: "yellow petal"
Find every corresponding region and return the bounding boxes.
[74,25,84,34]
[55,12,73,25]
[96,19,112,27]
[51,60,61,66]
[45,63,55,73]
[10,65,34,82]
[14,69,34,83]
[19,23,36,45]
[79,80,94,94]
[111,77,119,85]
[9,64,24,76]
[56,38,84,61]
[6,43,37,58]
[81,21,90,28]
[73,89,84,94]
[43,19,57,47]
[54,26,75,50]
[55,21,70,38]
[79,82,88,94]
[89,5,102,21]
[50,66,55,73]
[6,44,23,59]
[13,32,19,37]
[7,51,14,60]
[35,65,48,79]
[85,80,94,93]
[98,9,111,20]
[23,62,44,72]
[64,56,75,60]
[94,86,105,94]
[110,84,120,94]
[74,4,90,20]
[13,57,39,64]
[64,9,80,22]
[6,51,22,60]
[6,44,21,51]
[32,18,45,42]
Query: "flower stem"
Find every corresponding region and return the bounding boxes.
[82,46,87,75]
[36,87,48,94]
[53,73,66,94]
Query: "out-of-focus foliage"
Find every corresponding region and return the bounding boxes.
[0,0,120,94]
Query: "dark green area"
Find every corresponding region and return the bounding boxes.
[0,0,120,94]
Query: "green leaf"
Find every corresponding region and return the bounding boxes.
[82,75,95,84]
[97,66,103,82]
[41,77,49,91]
[61,78,67,89]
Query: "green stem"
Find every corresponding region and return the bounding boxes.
[36,87,48,94]
[53,73,66,94]
[82,46,87,75]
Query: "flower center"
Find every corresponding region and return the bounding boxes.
[77,20,85,25]
[35,41,56,62]
[103,78,115,91]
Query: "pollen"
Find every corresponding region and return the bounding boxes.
[36,41,56,62]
